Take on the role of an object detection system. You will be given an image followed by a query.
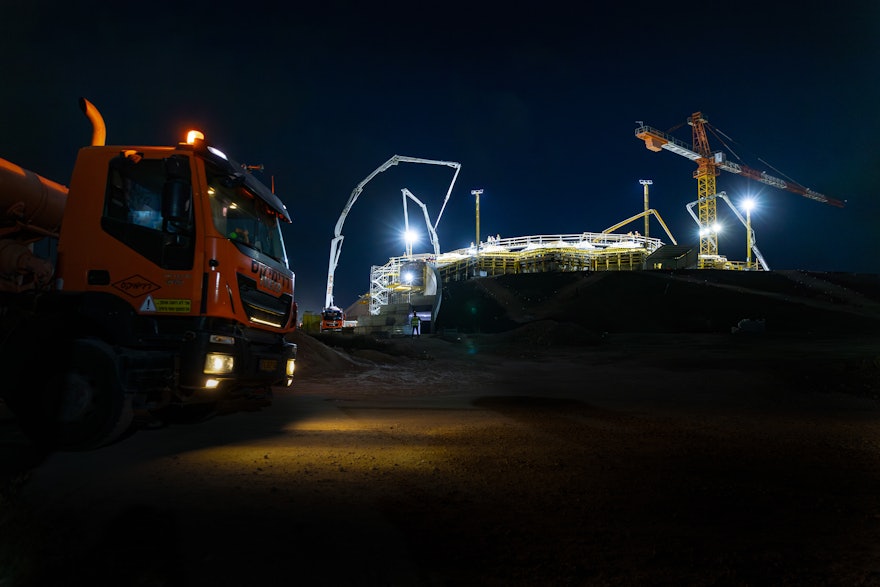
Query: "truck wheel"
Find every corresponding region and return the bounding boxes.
[36,338,134,450]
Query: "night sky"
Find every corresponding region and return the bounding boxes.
[2,1,878,313]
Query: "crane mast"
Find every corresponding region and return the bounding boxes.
[690,112,720,264]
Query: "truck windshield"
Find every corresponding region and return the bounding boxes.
[206,164,288,265]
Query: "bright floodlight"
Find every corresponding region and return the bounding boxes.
[404,229,417,244]
[403,271,413,283]
[743,198,755,212]
[713,222,723,234]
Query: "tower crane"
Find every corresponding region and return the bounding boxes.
[635,112,844,268]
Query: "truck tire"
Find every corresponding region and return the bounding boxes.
[23,338,135,451]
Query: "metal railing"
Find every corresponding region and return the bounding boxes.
[367,232,667,315]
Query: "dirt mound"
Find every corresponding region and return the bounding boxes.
[437,270,880,335]
[285,330,368,379]
[493,319,606,347]
[348,348,404,364]
[286,331,439,377]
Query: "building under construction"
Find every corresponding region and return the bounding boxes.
[355,231,701,336]
[333,111,845,336]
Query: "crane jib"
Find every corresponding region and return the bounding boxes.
[634,123,845,208]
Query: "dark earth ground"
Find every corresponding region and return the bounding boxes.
[2,324,880,586]
[2,270,880,586]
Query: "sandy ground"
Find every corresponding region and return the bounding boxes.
[2,323,880,586]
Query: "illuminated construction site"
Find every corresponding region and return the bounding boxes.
[370,231,672,316]
[321,112,844,335]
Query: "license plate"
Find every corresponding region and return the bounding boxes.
[259,359,278,371]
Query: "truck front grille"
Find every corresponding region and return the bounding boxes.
[237,274,293,328]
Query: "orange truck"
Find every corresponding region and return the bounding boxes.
[320,305,345,332]
[0,99,298,449]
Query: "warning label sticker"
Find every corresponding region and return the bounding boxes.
[154,299,192,313]
[139,296,190,313]
[139,296,157,312]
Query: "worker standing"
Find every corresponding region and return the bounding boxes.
[410,311,421,338]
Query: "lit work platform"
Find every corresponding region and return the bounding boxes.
[368,232,667,316]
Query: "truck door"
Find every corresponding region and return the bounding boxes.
[101,153,195,270]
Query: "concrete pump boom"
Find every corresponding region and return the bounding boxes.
[687,192,770,271]
[324,155,461,309]
[402,188,441,256]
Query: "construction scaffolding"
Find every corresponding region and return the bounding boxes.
[368,232,663,315]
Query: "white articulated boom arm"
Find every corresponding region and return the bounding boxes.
[401,188,441,256]
[325,155,461,309]
[686,192,770,270]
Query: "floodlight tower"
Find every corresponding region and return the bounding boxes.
[639,179,652,239]
[471,189,483,255]
[403,229,416,258]
[743,198,755,268]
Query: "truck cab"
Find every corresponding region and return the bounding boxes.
[320,306,345,332]
[1,122,298,449]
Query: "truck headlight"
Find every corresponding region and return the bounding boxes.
[204,353,235,374]
[286,358,296,376]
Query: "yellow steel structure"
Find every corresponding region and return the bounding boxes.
[601,209,678,245]
[437,247,647,283]
[689,113,720,266]
[368,230,676,315]
[368,232,666,312]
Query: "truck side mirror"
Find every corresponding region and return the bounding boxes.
[162,156,193,234]
[162,179,191,220]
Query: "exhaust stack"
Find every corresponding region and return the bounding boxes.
[79,97,106,146]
